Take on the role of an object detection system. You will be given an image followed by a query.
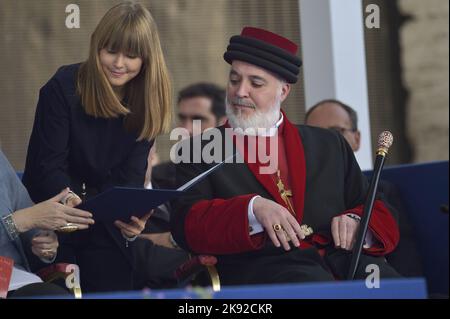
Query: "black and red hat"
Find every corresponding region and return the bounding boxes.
[224,27,302,84]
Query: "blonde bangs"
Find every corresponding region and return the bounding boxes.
[78,2,173,141]
[99,12,151,61]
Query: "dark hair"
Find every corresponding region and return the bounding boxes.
[177,83,226,121]
[305,99,358,130]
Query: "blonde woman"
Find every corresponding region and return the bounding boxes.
[22,2,172,292]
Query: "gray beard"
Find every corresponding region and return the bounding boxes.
[225,96,281,136]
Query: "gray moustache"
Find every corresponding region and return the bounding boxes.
[230,98,256,109]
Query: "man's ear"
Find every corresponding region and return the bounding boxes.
[354,130,361,152]
[280,83,291,103]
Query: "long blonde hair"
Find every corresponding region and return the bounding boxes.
[77,2,172,141]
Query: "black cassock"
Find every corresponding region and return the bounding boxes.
[172,114,401,286]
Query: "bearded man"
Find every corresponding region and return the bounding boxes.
[171,27,401,286]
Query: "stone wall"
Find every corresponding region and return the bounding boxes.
[399,0,449,162]
[0,0,303,169]
[0,0,447,170]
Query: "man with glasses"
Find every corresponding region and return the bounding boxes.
[305,99,423,277]
[305,99,361,152]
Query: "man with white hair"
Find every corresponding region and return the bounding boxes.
[172,27,401,285]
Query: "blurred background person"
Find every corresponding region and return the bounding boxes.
[152,82,226,190]
[136,83,227,282]
[305,99,423,277]
[177,82,227,136]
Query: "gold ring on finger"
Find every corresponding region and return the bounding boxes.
[272,223,283,232]
[58,223,79,233]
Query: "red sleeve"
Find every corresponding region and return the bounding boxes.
[185,194,265,254]
[340,200,399,256]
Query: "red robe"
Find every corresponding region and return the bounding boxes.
[176,112,399,257]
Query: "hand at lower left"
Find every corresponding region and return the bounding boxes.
[31,231,59,260]
[114,211,153,238]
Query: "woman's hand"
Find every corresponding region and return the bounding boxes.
[12,188,95,233]
[61,190,82,208]
[31,230,59,260]
[114,211,153,238]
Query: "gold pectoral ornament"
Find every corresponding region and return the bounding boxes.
[275,170,313,238]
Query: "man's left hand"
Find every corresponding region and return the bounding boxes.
[331,215,360,250]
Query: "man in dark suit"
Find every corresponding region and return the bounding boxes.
[305,99,423,277]
[151,83,227,190]
[143,83,227,245]
[134,84,227,288]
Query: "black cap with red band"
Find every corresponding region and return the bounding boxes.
[224,27,302,84]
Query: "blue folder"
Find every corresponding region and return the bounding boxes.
[73,154,234,223]
[76,187,183,222]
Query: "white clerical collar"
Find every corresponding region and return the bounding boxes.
[230,112,284,137]
[275,112,284,129]
[258,112,283,137]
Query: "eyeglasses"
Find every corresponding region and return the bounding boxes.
[328,126,357,135]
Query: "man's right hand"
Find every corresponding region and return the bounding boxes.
[252,197,305,251]
[12,188,95,233]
